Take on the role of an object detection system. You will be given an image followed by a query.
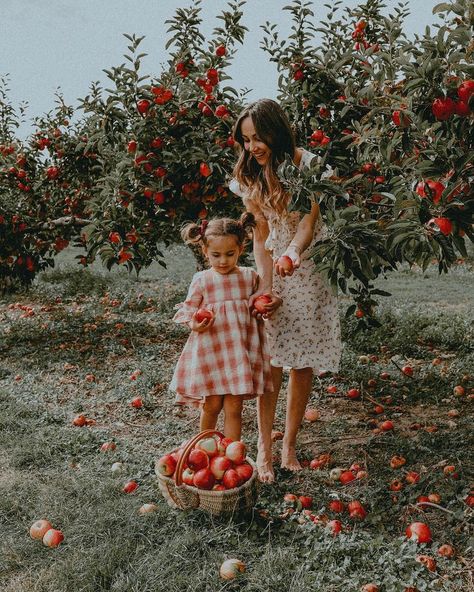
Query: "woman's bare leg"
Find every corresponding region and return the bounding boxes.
[223,395,244,441]
[256,365,283,483]
[281,367,313,471]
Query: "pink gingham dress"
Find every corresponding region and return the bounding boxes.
[170,266,274,406]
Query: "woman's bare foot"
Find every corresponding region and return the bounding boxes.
[281,444,302,471]
[256,448,275,483]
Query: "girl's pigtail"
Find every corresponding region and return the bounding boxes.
[240,211,256,240]
[181,222,203,244]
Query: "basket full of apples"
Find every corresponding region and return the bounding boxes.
[155,430,258,515]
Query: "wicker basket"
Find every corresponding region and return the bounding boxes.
[156,429,259,516]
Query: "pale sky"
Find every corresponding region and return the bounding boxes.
[1,0,440,137]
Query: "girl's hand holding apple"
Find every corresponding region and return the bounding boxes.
[189,309,215,332]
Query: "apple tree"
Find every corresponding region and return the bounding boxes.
[261,0,473,326]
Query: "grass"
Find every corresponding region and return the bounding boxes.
[0,246,473,592]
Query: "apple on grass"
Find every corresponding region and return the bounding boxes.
[138,503,158,515]
[30,520,53,540]
[42,529,64,548]
[406,522,432,543]
[219,558,246,580]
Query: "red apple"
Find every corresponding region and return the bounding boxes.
[235,462,254,483]
[215,45,227,57]
[298,495,313,509]
[182,468,195,486]
[196,436,219,458]
[199,162,212,177]
[130,396,143,409]
[405,471,420,484]
[390,455,406,469]
[348,500,367,519]
[138,503,158,515]
[194,308,213,324]
[326,385,338,394]
[453,385,465,396]
[30,519,53,540]
[276,255,294,273]
[406,522,432,543]
[429,217,453,236]
[326,519,342,535]
[219,558,246,580]
[155,453,177,477]
[361,584,379,592]
[187,449,209,471]
[225,441,246,465]
[137,99,151,115]
[437,544,454,558]
[457,79,474,103]
[122,480,138,494]
[42,528,64,548]
[329,500,345,513]
[217,436,233,455]
[431,96,455,120]
[416,180,445,204]
[213,484,226,491]
[380,420,394,431]
[100,442,116,452]
[347,388,361,400]
[339,470,356,485]
[193,467,215,490]
[253,294,272,315]
[401,365,413,377]
[416,555,437,572]
[210,455,233,479]
[72,414,87,427]
[222,468,241,489]
[304,408,320,422]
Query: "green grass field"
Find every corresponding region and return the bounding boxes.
[1,247,473,592]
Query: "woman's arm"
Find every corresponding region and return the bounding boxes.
[274,201,320,277]
[244,198,281,316]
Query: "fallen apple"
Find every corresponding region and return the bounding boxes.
[406,522,432,543]
[42,528,64,548]
[138,503,158,515]
[30,519,53,540]
[219,558,246,580]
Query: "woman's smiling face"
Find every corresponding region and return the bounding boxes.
[240,116,272,166]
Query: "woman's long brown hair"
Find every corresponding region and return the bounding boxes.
[232,98,296,216]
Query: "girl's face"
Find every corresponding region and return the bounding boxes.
[203,235,243,275]
[240,116,272,166]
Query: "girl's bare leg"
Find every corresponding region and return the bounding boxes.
[200,395,224,432]
[223,395,244,441]
[256,365,283,483]
[281,367,313,471]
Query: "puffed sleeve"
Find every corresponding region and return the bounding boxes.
[228,178,248,198]
[172,272,203,324]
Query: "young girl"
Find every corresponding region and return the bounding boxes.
[229,98,342,482]
[169,213,274,441]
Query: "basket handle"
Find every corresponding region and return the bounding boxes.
[175,429,224,486]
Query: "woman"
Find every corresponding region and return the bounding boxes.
[229,98,341,483]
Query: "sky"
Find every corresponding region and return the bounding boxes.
[1,0,441,137]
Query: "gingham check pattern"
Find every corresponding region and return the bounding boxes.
[170,267,273,403]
